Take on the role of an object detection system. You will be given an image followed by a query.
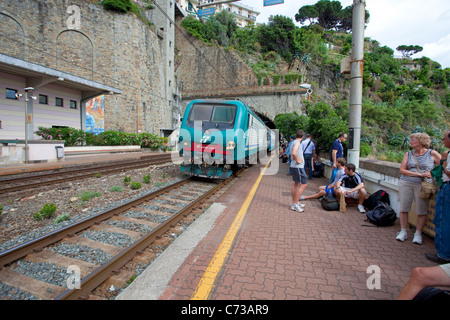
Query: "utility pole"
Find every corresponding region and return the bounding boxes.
[347,0,366,170]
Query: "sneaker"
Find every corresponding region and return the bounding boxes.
[290,203,304,212]
[413,232,423,245]
[297,202,306,208]
[396,230,408,242]
[357,204,366,213]
[300,195,305,201]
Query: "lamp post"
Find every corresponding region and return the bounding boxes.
[347,0,366,170]
[24,87,35,163]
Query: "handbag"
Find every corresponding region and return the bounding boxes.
[411,152,437,199]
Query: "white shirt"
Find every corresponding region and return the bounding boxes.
[301,138,315,154]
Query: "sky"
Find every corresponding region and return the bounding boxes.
[238,0,450,69]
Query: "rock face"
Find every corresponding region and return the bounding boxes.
[174,26,348,122]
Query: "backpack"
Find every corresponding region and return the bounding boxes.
[320,195,339,211]
[363,190,390,211]
[365,201,397,226]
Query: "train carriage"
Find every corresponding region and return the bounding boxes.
[178,99,275,179]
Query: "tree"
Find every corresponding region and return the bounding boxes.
[295,0,342,30]
[396,45,424,58]
[274,112,308,139]
[339,5,370,32]
[295,0,370,32]
[295,5,318,25]
[257,15,300,62]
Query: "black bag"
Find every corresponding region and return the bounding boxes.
[320,195,339,211]
[365,201,397,226]
[363,190,390,210]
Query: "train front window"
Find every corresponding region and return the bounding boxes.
[188,104,213,122]
[187,103,236,129]
[211,105,236,123]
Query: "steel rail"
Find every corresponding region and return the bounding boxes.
[0,177,192,268]
[56,178,226,300]
[0,153,171,183]
[0,154,172,194]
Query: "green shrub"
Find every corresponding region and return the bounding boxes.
[35,127,92,146]
[54,213,70,224]
[109,186,122,192]
[78,191,101,202]
[143,174,151,184]
[130,181,142,190]
[102,0,133,13]
[33,203,57,221]
[360,141,371,157]
[123,176,131,185]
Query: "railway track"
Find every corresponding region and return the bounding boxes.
[0,174,237,300]
[0,153,173,195]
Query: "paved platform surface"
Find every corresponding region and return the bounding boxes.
[117,158,438,300]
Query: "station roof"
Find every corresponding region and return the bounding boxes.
[0,53,122,100]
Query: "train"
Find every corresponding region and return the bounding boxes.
[178,99,276,179]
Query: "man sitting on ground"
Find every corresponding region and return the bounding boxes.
[301,158,346,201]
[334,163,367,213]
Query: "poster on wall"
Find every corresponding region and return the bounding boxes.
[86,95,105,134]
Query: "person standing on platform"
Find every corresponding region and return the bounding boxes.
[301,133,315,180]
[396,132,441,245]
[426,130,450,263]
[290,130,307,213]
[330,132,347,183]
[286,135,295,175]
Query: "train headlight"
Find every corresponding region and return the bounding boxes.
[226,141,236,150]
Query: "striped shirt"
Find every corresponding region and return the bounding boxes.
[400,149,434,184]
[338,172,364,189]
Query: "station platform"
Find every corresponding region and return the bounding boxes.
[117,157,438,301]
[0,150,170,176]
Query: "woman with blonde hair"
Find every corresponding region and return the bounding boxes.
[397,132,441,244]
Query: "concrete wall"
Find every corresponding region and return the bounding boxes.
[0,140,64,164]
[0,0,175,135]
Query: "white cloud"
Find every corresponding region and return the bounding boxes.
[420,34,450,68]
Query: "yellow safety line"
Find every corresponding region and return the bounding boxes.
[191,156,274,300]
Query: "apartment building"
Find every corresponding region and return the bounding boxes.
[176,0,260,27]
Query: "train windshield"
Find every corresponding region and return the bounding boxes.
[187,103,237,129]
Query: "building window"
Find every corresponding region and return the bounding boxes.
[55,97,64,107]
[6,88,17,99]
[39,94,48,104]
[70,100,77,109]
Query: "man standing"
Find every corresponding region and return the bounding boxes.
[426,130,450,264]
[330,132,347,183]
[290,130,307,213]
[285,135,295,175]
[334,163,367,213]
[301,133,315,180]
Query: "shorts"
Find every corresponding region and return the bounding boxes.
[399,180,429,215]
[340,187,366,199]
[291,167,307,184]
[325,185,335,196]
[440,263,450,279]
